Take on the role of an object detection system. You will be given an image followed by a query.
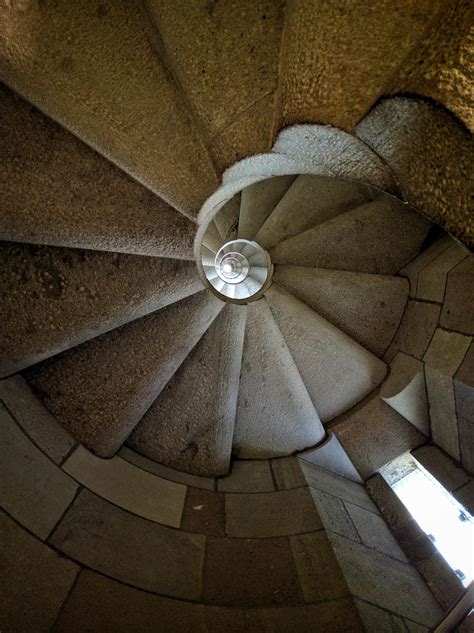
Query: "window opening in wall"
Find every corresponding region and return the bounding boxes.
[392,465,473,587]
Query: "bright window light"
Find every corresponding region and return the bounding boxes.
[392,467,474,587]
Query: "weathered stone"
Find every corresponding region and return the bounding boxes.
[50,489,205,600]
[0,512,78,633]
[225,487,322,538]
[271,456,307,490]
[454,342,474,424]
[366,474,413,532]
[309,489,360,542]
[300,433,363,483]
[384,300,441,363]
[459,418,474,475]
[354,599,408,633]
[218,459,274,493]
[201,220,223,252]
[412,445,470,492]
[416,243,468,303]
[214,195,240,242]
[454,480,474,515]
[180,487,225,537]
[399,235,452,298]
[274,266,408,357]
[440,256,474,335]
[378,452,418,486]
[63,446,186,528]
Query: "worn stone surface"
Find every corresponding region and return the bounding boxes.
[354,600,409,633]
[233,299,324,458]
[300,433,363,483]
[1,241,202,376]
[274,266,408,357]
[357,98,474,248]
[411,445,470,492]
[129,304,245,476]
[0,512,78,633]
[203,537,303,606]
[399,235,452,298]
[50,489,205,599]
[0,375,75,464]
[180,487,225,537]
[0,84,197,257]
[309,488,360,542]
[366,474,413,531]
[459,417,474,475]
[214,195,240,242]
[218,459,274,493]
[225,487,322,538]
[63,446,186,528]
[271,456,307,490]
[416,243,468,303]
[255,175,374,248]
[454,480,474,514]
[0,404,78,539]
[333,396,426,480]
[201,220,223,252]
[271,197,431,274]
[440,256,474,335]
[0,2,218,215]
[26,291,222,457]
[384,300,441,363]
[238,176,295,240]
[266,285,386,422]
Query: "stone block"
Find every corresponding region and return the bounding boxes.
[440,256,474,335]
[354,599,408,633]
[412,445,470,491]
[425,367,460,460]
[454,343,474,424]
[459,417,474,475]
[309,488,360,542]
[300,432,363,482]
[416,243,468,303]
[384,300,440,363]
[218,459,274,493]
[180,487,225,537]
[453,480,474,515]
[424,329,472,376]
[271,456,307,490]
[366,474,413,531]
[399,235,452,298]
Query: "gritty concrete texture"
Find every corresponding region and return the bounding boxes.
[440,256,474,335]
[271,197,431,274]
[1,241,202,376]
[180,487,225,537]
[357,98,474,248]
[309,489,360,542]
[255,174,374,248]
[274,266,408,357]
[399,235,452,298]
[300,433,363,483]
[225,487,322,538]
[384,300,441,363]
[266,285,386,422]
[0,2,218,215]
[416,243,468,303]
[128,304,245,476]
[213,194,240,242]
[144,0,284,169]
[217,459,274,493]
[333,396,425,480]
[424,329,471,377]
[290,531,350,602]
[50,489,205,600]
[379,452,418,486]
[0,375,75,464]
[233,299,324,458]
[279,0,440,131]
[0,404,78,539]
[203,537,303,606]
[26,291,223,457]
[0,512,78,633]
[380,352,430,435]
[366,474,414,532]
[63,446,186,528]
[238,176,295,240]
[354,600,410,633]
[0,84,197,257]
[271,456,307,490]
[412,445,470,492]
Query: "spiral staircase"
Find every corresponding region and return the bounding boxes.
[1,2,473,632]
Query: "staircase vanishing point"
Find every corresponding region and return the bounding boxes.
[0,2,473,633]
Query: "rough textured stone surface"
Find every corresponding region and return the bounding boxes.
[0,1,218,215]
[411,445,470,492]
[333,397,426,480]
[271,197,431,273]
[380,352,430,435]
[459,417,474,475]
[233,299,324,458]
[63,446,186,528]
[180,487,225,537]
[50,489,205,599]
[201,220,223,252]
[238,176,295,240]
[366,474,414,532]
[399,235,452,298]
[26,291,222,457]
[384,300,441,363]
[300,433,363,483]
[309,488,360,542]
[266,285,386,421]
[354,600,410,633]
[214,195,240,242]
[440,256,474,335]
[225,487,322,538]
[416,243,468,303]
[129,304,245,476]
[218,460,274,493]
[357,98,474,248]
[203,537,303,606]
[279,0,440,131]
[271,456,307,490]
[0,404,78,539]
[255,174,374,248]
[0,512,78,633]
[0,84,197,257]
[274,266,408,357]
[0,375,75,464]
[1,242,201,376]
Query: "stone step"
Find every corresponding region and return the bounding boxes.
[0,242,202,377]
[265,285,387,422]
[255,174,374,248]
[201,220,223,253]
[238,176,296,240]
[128,304,246,477]
[25,291,223,457]
[0,4,218,216]
[273,266,408,357]
[213,195,240,242]
[270,197,431,274]
[0,85,197,259]
[233,299,324,458]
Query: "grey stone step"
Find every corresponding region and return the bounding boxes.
[233,299,324,458]
[270,197,432,274]
[238,176,296,240]
[265,285,387,422]
[255,174,374,248]
[0,242,202,377]
[128,304,246,477]
[273,265,408,357]
[201,220,223,253]
[0,85,197,259]
[25,291,223,457]
[213,195,240,242]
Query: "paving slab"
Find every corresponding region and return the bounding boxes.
[180,487,225,537]
[218,459,274,493]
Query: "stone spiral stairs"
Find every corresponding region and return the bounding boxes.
[1,2,473,632]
